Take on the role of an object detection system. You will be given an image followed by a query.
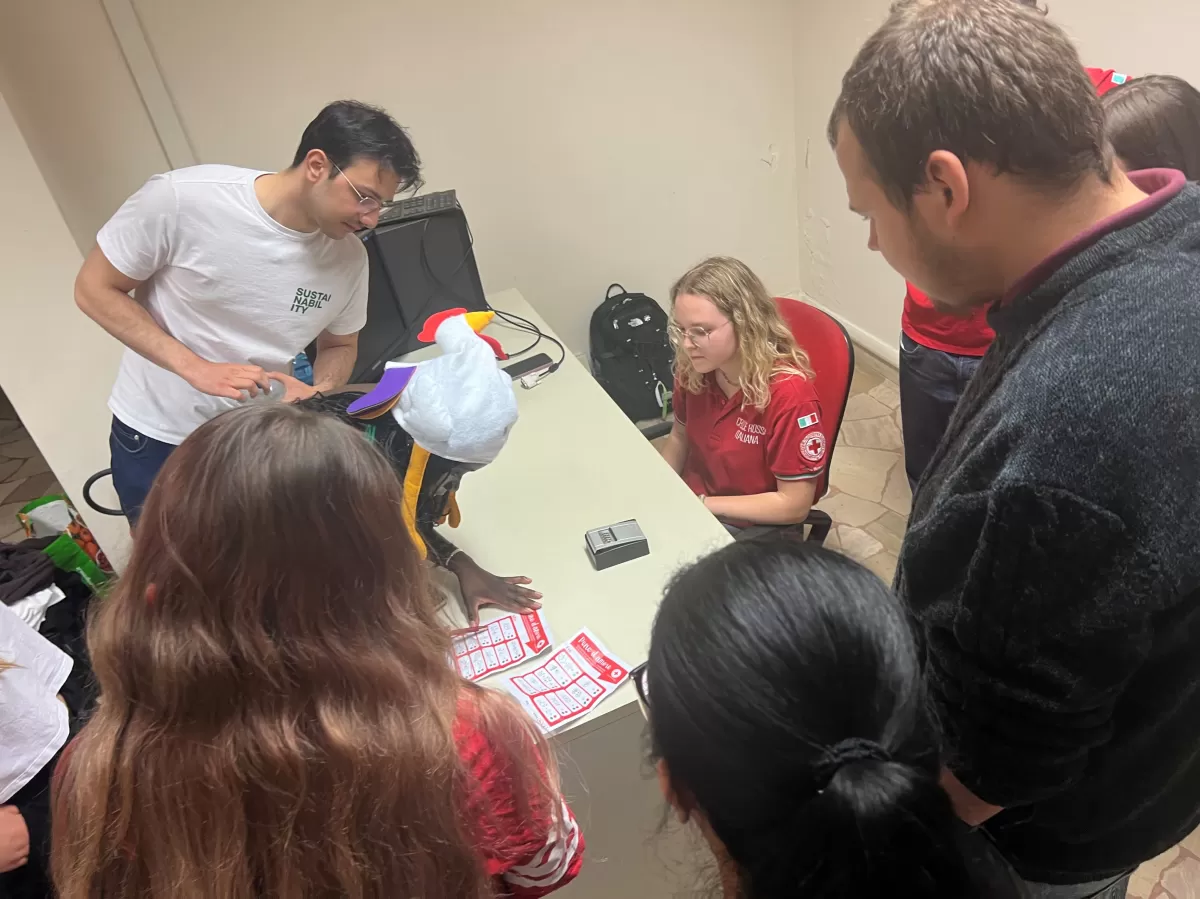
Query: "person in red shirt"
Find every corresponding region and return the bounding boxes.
[659,256,825,529]
[50,404,582,899]
[898,16,1127,492]
[1103,74,1200,179]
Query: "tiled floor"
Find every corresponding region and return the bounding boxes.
[0,389,62,543]
[823,352,910,583]
[1130,831,1200,899]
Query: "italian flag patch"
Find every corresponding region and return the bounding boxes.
[797,413,819,429]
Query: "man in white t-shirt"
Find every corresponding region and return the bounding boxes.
[75,100,422,524]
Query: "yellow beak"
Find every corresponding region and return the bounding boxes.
[463,310,494,334]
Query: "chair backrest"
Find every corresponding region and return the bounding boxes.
[773,297,855,500]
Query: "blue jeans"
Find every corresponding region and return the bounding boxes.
[897,333,983,492]
[109,416,177,526]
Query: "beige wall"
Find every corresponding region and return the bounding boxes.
[125,0,803,355]
[7,0,1200,363]
[1055,0,1200,87]
[0,92,131,562]
[0,0,170,254]
[792,3,901,361]
[792,0,1200,361]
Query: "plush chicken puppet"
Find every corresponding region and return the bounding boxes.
[297,308,540,625]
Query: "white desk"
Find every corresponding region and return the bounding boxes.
[405,288,730,896]
[427,288,730,731]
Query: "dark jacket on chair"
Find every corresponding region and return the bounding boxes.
[896,171,1200,885]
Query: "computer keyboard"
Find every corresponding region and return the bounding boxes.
[376,190,459,226]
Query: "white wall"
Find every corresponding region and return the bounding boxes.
[0,0,171,254]
[791,2,904,362]
[122,0,803,355]
[791,0,1200,360]
[1054,0,1200,88]
[0,92,131,562]
[7,0,1200,362]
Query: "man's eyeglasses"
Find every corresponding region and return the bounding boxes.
[335,164,395,214]
[667,320,730,348]
[631,662,650,719]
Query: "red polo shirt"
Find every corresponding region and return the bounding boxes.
[901,65,1127,356]
[1087,67,1129,95]
[674,373,826,499]
[901,284,994,355]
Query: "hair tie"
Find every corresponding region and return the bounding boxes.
[814,738,891,790]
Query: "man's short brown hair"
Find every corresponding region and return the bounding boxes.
[828,0,1110,207]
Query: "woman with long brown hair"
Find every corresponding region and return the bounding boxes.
[52,403,582,899]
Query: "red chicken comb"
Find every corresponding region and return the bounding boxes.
[416,308,507,359]
[417,308,469,343]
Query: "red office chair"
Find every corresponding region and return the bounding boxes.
[644,296,854,545]
[758,296,855,544]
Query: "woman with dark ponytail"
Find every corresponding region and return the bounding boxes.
[633,540,1015,898]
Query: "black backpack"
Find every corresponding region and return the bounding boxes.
[589,284,674,422]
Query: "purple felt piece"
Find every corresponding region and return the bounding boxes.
[347,365,417,415]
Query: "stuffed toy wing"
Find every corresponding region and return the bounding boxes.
[346,365,418,417]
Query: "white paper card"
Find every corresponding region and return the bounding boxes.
[451,609,553,682]
[502,628,630,733]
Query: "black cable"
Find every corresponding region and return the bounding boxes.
[489,308,543,357]
[376,203,567,377]
[440,219,568,375]
[419,220,565,374]
[489,306,567,373]
[504,330,544,359]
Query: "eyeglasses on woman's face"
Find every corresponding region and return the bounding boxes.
[667,320,731,348]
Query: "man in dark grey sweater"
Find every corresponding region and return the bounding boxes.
[829,1,1200,896]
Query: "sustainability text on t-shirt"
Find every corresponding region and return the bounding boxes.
[98,165,369,444]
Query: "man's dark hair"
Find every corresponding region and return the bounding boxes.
[1103,75,1200,181]
[293,100,423,192]
[828,0,1109,208]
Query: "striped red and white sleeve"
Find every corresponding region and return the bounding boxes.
[455,708,584,897]
[494,796,584,896]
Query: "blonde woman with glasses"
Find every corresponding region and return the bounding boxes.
[659,257,825,530]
